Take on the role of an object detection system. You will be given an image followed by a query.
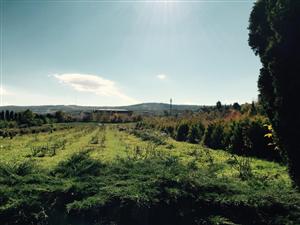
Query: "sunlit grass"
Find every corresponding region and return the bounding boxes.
[0,123,299,225]
[0,123,292,187]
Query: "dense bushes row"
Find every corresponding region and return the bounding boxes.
[138,116,282,162]
[136,120,205,144]
[176,123,205,143]
[130,129,167,145]
[83,112,142,123]
[203,117,282,161]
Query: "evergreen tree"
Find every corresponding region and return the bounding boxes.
[176,123,189,142]
[9,111,14,121]
[5,110,10,121]
[188,125,200,144]
[216,101,222,111]
[0,111,4,120]
[233,102,241,111]
[249,0,300,186]
[249,101,257,116]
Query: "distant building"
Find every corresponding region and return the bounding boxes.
[94,109,133,116]
[77,109,134,122]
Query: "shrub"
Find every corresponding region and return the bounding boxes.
[162,125,175,137]
[176,123,189,142]
[53,152,103,177]
[229,154,253,180]
[203,122,226,149]
[227,117,281,161]
[1,152,300,225]
[131,129,166,145]
[188,123,205,144]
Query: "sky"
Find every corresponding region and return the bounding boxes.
[0,0,261,106]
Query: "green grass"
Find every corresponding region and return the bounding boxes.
[0,123,299,225]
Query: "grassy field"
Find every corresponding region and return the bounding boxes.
[0,123,299,225]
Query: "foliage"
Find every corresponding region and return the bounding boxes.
[227,117,277,159]
[130,128,167,145]
[249,0,300,186]
[0,124,72,138]
[53,152,104,177]
[228,154,253,181]
[0,109,54,127]
[232,102,241,111]
[202,116,282,162]
[139,114,284,162]
[1,151,299,225]
[203,122,226,150]
[176,123,189,142]
[1,124,299,225]
[187,123,205,144]
[216,101,222,111]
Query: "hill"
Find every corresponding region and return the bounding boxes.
[0,103,204,114]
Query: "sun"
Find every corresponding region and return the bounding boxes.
[153,0,178,9]
[144,0,180,20]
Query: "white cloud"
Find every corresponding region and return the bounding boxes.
[157,74,167,80]
[53,73,138,104]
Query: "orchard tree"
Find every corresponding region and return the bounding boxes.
[249,0,300,186]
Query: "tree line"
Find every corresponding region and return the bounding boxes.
[0,109,54,128]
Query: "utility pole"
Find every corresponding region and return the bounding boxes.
[170,98,172,116]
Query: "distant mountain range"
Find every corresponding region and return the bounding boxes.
[0,103,208,114]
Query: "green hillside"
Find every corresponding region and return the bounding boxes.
[0,103,203,115]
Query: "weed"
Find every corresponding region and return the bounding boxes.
[229,154,253,180]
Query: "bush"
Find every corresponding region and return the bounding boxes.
[137,115,283,162]
[162,125,175,137]
[53,152,104,177]
[227,117,281,161]
[131,129,167,145]
[203,122,226,149]
[188,123,205,144]
[176,123,189,142]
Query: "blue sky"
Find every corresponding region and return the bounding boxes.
[0,0,260,106]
